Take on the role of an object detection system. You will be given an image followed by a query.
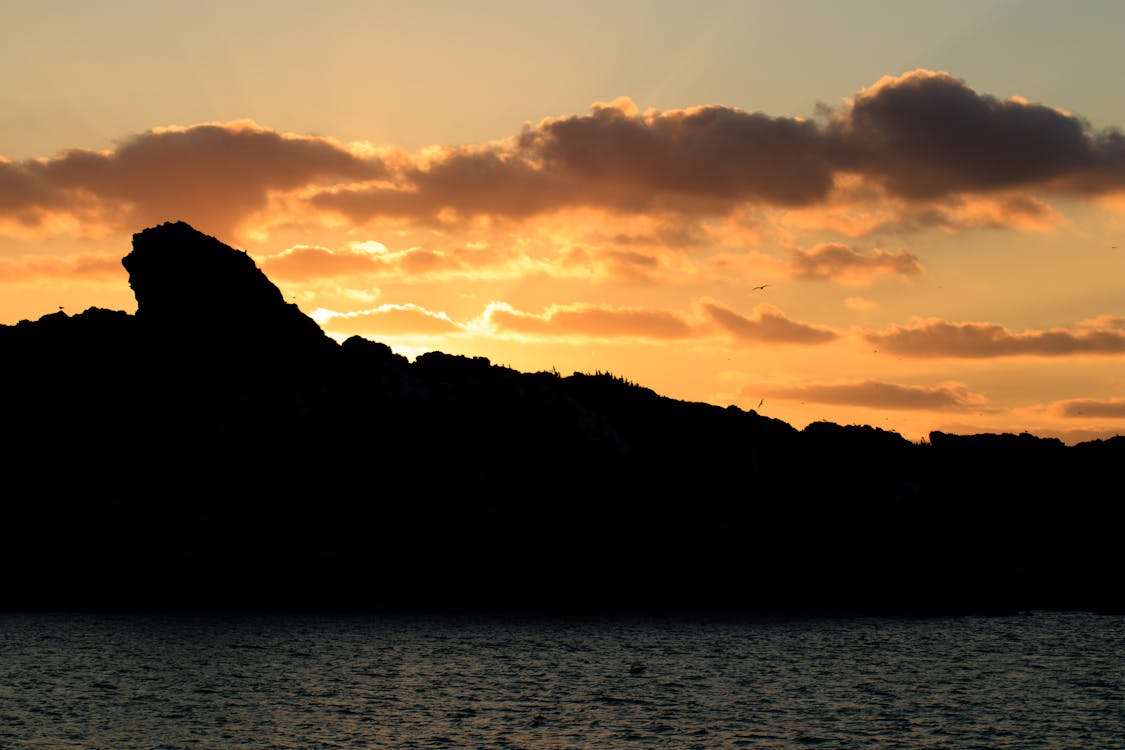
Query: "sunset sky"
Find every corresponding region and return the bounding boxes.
[4,0,1125,444]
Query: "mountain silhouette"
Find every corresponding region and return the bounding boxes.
[1,221,1120,616]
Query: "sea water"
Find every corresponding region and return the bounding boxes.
[1,611,1120,749]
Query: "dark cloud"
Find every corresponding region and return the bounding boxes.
[702,302,837,344]
[789,243,923,281]
[851,70,1125,203]
[315,74,1125,229]
[313,99,838,225]
[8,72,1125,240]
[317,147,566,223]
[865,318,1125,357]
[523,98,836,206]
[755,379,986,411]
[1058,399,1125,418]
[0,121,382,236]
[831,70,1119,198]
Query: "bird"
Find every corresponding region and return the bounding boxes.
[751,284,769,291]
[757,398,764,409]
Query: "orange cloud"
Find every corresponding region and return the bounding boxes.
[315,304,462,336]
[261,238,531,283]
[554,243,702,284]
[483,302,695,340]
[261,244,386,280]
[750,379,989,411]
[701,301,837,344]
[0,120,382,239]
[788,242,923,282]
[8,71,1124,244]
[0,253,124,283]
[309,297,833,345]
[315,74,1125,229]
[781,179,1063,238]
[1056,398,1125,418]
[521,98,836,207]
[865,316,1125,357]
[844,297,878,311]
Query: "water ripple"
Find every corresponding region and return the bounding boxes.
[0,612,1121,749]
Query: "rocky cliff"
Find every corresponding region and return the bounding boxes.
[1,222,1119,615]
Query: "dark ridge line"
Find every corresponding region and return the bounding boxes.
[1,221,1120,616]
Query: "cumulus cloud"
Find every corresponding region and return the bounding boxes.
[788,242,923,282]
[312,75,1125,229]
[865,316,1125,357]
[827,69,1125,199]
[314,146,567,224]
[701,301,837,344]
[0,120,382,238]
[522,96,836,207]
[751,379,989,411]
[6,71,1124,243]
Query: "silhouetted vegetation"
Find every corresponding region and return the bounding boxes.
[1,222,1120,616]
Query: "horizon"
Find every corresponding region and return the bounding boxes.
[4,1,1125,445]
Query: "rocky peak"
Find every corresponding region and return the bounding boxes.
[121,221,335,358]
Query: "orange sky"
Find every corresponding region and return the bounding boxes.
[4,2,1125,444]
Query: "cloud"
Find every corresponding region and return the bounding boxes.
[312,298,832,345]
[521,96,837,207]
[701,301,837,344]
[0,120,382,238]
[312,74,1125,233]
[261,244,386,280]
[788,242,923,282]
[0,253,124,283]
[482,301,696,340]
[781,186,1062,237]
[260,238,531,283]
[750,379,989,411]
[865,316,1125,357]
[554,242,696,284]
[828,69,1125,199]
[7,71,1124,242]
[314,145,568,224]
[314,304,463,336]
[1056,398,1125,418]
[844,297,878,311]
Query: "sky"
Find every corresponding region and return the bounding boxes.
[3,0,1125,444]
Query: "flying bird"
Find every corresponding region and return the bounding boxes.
[752,284,769,291]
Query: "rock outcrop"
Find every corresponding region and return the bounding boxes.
[123,221,336,372]
[1,222,1120,616]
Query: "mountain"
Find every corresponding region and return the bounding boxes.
[1,221,1120,616]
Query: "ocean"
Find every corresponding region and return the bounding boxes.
[1,611,1120,749]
